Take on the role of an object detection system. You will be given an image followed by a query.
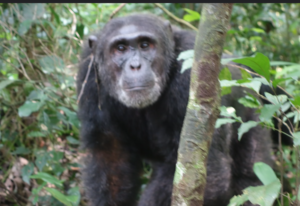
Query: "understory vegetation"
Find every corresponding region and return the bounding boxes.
[0,3,299,206]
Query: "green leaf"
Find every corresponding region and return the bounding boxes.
[178,50,194,73]
[253,162,279,185]
[259,104,281,122]
[183,15,197,22]
[270,61,297,66]
[240,80,262,93]
[31,185,44,205]
[18,20,33,36]
[272,78,290,89]
[12,146,31,155]
[0,89,11,102]
[220,106,236,117]
[220,79,239,87]
[247,181,281,206]
[184,8,200,17]
[49,6,60,24]
[280,102,291,113]
[275,64,300,78]
[35,153,50,171]
[51,164,65,177]
[293,111,300,124]
[264,92,288,104]
[240,69,252,79]
[236,79,251,84]
[40,111,52,130]
[38,55,65,74]
[21,162,34,184]
[291,96,300,107]
[219,106,242,122]
[228,194,249,206]
[238,96,260,108]
[293,132,300,146]
[27,131,46,138]
[226,29,237,35]
[76,24,84,39]
[31,172,63,187]
[67,187,81,206]
[251,28,265,33]
[18,101,44,117]
[0,79,19,90]
[238,121,258,140]
[250,36,262,42]
[51,151,64,161]
[219,67,232,80]
[233,53,270,82]
[27,90,47,101]
[181,58,193,73]
[252,77,269,85]
[20,3,45,20]
[183,8,200,22]
[219,67,232,96]
[228,179,281,206]
[221,57,243,65]
[215,118,237,129]
[286,69,300,80]
[274,64,300,80]
[177,50,194,61]
[284,110,300,124]
[221,87,232,96]
[67,136,80,145]
[45,188,78,206]
[58,107,79,128]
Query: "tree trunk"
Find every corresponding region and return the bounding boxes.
[171,3,233,206]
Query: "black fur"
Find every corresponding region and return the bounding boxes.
[77,14,274,206]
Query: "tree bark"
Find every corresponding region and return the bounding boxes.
[171,3,233,206]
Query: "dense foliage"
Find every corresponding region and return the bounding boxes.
[0,3,299,206]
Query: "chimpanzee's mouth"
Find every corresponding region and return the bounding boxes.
[125,86,150,91]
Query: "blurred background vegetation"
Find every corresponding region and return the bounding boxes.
[0,3,299,206]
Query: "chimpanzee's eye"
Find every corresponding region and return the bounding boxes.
[140,41,149,49]
[117,44,126,52]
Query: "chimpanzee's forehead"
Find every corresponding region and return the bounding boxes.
[116,24,158,35]
[117,25,139,36]
[103,15,166,38]
[107,24,159,41]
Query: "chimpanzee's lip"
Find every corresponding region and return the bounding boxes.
[125,86,149,91]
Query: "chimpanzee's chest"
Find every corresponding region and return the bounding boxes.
[108,101,183,162]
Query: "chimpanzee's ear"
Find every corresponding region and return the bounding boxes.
[88,35,98,49]
[164,20,172,33]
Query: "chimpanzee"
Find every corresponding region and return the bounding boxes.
[77,14,276,206]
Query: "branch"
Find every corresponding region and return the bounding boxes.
[153,3,197,31]
[109,3,126,20]
[77,54,94,104]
